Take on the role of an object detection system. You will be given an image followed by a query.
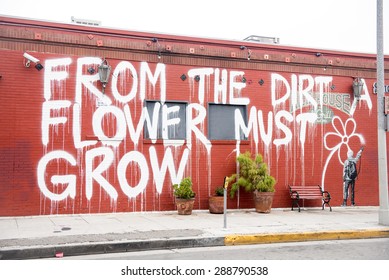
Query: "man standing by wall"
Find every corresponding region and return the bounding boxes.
[342,147,364,206]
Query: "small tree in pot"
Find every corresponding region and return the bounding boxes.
[228,151,276,213]
[173,177,196,215]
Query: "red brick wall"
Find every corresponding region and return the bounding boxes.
[0,16,387,216]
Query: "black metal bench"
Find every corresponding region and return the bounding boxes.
[289,185,331,212]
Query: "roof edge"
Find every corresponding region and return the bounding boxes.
[0,14,385,59]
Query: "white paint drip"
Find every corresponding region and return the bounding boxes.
[38,57,372,213]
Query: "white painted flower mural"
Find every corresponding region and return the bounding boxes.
[322,116,365,189]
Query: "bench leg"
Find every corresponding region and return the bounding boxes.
[291,199,300,212]
[322,201,332,212]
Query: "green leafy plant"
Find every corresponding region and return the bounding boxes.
[173,177,196,199]
[227,151,276,198]
[214,186,224,196]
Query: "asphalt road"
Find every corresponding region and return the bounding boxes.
[60,238,389,260]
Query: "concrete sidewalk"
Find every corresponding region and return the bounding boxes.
[1,206,389,259]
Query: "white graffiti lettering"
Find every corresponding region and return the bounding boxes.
[38,57,370,207]
[37,150,77,201]
[41,100,71,146]
[118,151,149,198]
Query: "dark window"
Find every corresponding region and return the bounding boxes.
[208,103,248,140]
[144,101,186,140]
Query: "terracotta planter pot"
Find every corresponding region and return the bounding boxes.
[208,196,224,214]
[253,191,275,213]
[175,198,195,215]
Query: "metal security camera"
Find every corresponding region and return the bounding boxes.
[23,52,44,71]
[23,52,39,63]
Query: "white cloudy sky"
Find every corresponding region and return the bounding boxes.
[2,0,388,54]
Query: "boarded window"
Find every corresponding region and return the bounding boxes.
[208,104,247,140]
[144,101,186,140]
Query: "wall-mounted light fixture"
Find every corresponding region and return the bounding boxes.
[98,59,111,94]
[152,38,162,59]
[23,52,44,71]
[240,46,251,60]
[353,77,364,101]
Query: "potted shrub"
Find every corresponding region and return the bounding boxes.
[227,151,276,213]
[173,177,196,215]
[208,186,225,214]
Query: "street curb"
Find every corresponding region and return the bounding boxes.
[0,237,225,260]
[2,229,389,259]
[224,229,389,245]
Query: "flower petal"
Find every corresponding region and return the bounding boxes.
[347,134,365,150]
[344,118,357,137]
[324,132,343,150]
[331,116,346,137]
[338,143,350,164]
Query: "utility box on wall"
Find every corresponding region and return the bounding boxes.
[385,96,389,131]
[385,96,389,115]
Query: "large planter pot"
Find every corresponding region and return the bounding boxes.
[175,198,195,215]
[208,196,224,214]
[253,191,275,213]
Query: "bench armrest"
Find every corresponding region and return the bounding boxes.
[290,190,299,199]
